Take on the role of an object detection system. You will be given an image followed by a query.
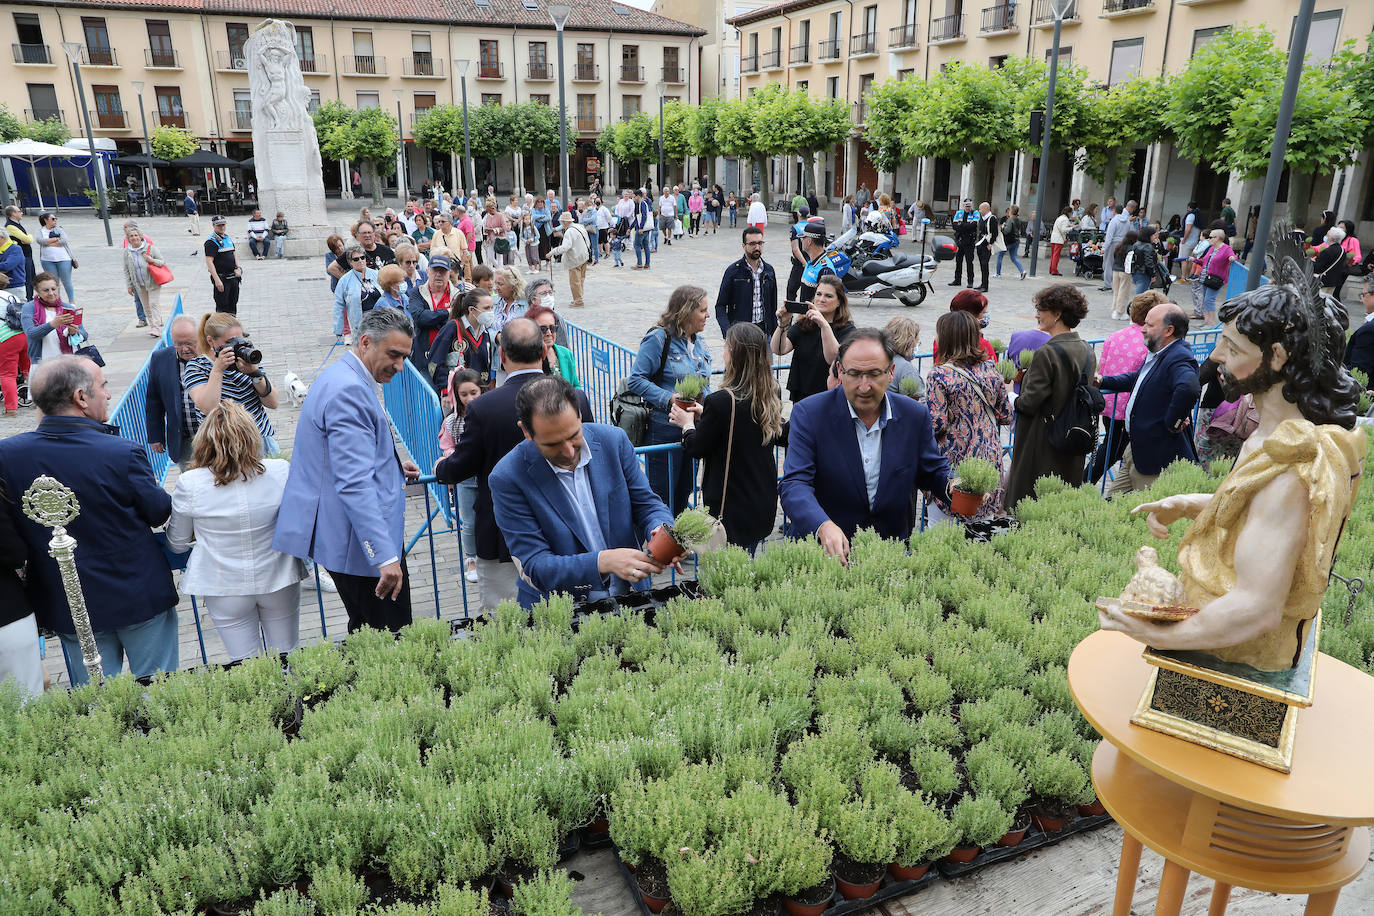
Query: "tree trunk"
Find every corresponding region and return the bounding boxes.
[1288,171,1315,230]
[364,159,384,207]
[753,154,769,206]
[811,151,827,206]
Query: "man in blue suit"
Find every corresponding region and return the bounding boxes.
[0,355,179,684]
[1098,303,1201,495]
[144,316,200,468]
[273,309,421,632]
[780,329,951,564]
[490,376,677,608]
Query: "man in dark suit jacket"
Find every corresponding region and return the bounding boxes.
[780,329,950,563]
[716,226,778,337]
[1342,277,1374,379]
[144,316,201,466]
[434,318,592,609]
[0,356,179,685]
[1098,304,1201,495]
[491,377,676,608]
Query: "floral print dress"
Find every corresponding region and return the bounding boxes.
[926,359,1013,518]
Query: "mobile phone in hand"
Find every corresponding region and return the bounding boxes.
[784,299,809,314]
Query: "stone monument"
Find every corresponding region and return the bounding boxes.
[244,20,331,255]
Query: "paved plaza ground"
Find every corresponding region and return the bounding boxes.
[3,200,1370,913]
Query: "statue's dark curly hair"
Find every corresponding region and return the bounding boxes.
[1217,284,1360,429]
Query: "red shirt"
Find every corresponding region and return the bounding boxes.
[932,336,996,363]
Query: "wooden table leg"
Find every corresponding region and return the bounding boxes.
[1304,890,1341,916]
[1113,834,1143,916]
[1154,860,1191,916]
[1208,882,1232,916]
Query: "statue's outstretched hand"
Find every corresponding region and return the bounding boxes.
[1131,494,1203,539]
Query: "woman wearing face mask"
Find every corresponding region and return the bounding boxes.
[425,288,497,392]
[931,289,996,363]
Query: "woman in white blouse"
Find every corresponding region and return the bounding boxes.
[167,402,305,661]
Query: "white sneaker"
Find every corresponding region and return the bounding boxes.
[311,568,339,592]
[464,559,479,583]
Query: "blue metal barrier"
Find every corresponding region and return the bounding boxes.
[381,359,451,524]
[108,295,185,484]
[562,319,636,424]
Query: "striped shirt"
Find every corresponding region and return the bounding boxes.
[183,355,274,440]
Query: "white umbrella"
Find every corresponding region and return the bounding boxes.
[0,138,88,210]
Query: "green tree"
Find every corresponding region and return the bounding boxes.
[22,118,71,146]
[1072,75,1171,186]
[1331,39,1374,152]
[662,101,692,177]
[317,103,399,206]
[864,78,923,175]
[1164,26,1284,168]
[509,100,565,153]
[790,91,853,201]
[413,104,465,157]
[686,96,724,162]
[907,61,1019,163]
[0,105,24,142]
[466,103,515,162]
[150,125,198,161]
[614,113,655,175]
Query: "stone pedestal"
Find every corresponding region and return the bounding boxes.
[245,20,332,250]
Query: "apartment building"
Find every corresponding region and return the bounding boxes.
[5,0,704,195]
[728,0,1374,233]
[652,0,771,98]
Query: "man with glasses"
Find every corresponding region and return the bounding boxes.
[351,220,395,270]
[715,226,777,337]
[406,254,463,368]
[145,316,202,470]
[1343,275,1374,379]
[780,328,951,564]
[432,212,468,280]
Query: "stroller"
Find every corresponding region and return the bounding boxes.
[1068,229,1106,280]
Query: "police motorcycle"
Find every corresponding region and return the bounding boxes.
[813,210,939,307]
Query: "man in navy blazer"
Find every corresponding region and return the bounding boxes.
[490,376,676,608]
[273,309,421,632]
[144,316,200,466]
[1098,303,1201,494]
[1342,277,1374,378]
[715,226,778,336]
[780,329,950,563]
[0,356,179,684]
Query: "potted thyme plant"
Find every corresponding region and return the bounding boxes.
[646,507,715,565]
[950,458,1000,517]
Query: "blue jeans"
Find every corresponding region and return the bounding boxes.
[43,259,75,304]
[273,236,286,258]
[635,232,651,267]
[456,477,477,558]
[1202,282,1221,317]
[729,210,737,227]
[650,226,659,252]
[995,249,1025,276]
[59,607,179,685]
[1132,273,1152,295]
[132,287,146,322]
[248,238,267,257]
[333,295,360,338]
[645,415,693,515]
[585,227,599,263]
[612,244,624,266]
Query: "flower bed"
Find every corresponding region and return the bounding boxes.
[4,449,1374,916]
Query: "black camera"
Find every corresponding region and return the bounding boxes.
[220,336,262,365]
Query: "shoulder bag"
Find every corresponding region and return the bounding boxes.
[1044,341,1104,454]
[148,261,174,286]
[1201,248,1225,290]
[610,330,672,447]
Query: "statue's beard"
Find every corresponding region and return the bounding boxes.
[1219,357,1284,402]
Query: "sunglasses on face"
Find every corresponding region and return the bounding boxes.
[539,324,558,335]
[402,259,419,265]
[350,256,366,262]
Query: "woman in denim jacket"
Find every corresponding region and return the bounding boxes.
[627,285,713,514]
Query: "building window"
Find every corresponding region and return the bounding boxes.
[576,43,595,79]
[796,80,808,94]
[829,11,842,39]
[154,85,185,127]
[576,93,596,131]
[862,5,877,38]
[226,22,249,63]
[414,91,436,111]
[1191,27,1227,57]
[27,83,60,121]
[897,68,915,80]
[531,93,550,105]
[1108,38,1144,86]
[827,76,840,98]
[479,39,500,78]
[353,31,376,74]
[91,84,122,127]
[146,21,175,67]
[1046,46,1072,65]
[81,17,113,65]
[1294,10,1342,64]
[13,13,44,54]
[770,26,781,52]
[481,93,502,106]
[623,95,641,120]
[296,27,316,69]
[356,91,380,109]
[411,32,434,75]
[988,55,1008,69]
[308,90,321,113]
[232,89,252,130]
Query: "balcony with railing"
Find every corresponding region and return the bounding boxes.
[227,109,252,132]
[411,109,434,127]
[476,60,504,79]
[24,108,64,124]
[817,38,841,60]
[888,24,919,49]
[79,46,119,67]
[575,114,601,132]
[342,55,387,76]
[527,62,553,80]
[145,48,180,68]
[852,100,867,125]
[402,55,445,77]
[789,43,810,64]
[929,13,966,43]
[299,55,329,75]
[620,64,645,83]
[216,50,246,71]
[662,66,685,84]
[850,32,879,57]
[760,48,781,70]
[152,108,188,129]
[12,43,52,64]
[1031,0,1080,26]
[572,63,600,82]
[1101,0,1155,15]
[91,109,128,129]
[741,54,759,73]
[980,3,1019,33]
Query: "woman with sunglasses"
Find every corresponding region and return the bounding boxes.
[392,242,426,299]
[333,244,380,345]
[525,304,580,389]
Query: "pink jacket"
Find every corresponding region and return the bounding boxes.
[1098,324,1147,421]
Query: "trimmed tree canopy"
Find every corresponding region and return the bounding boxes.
[150,125,198,161]
[1164,26,1285,168]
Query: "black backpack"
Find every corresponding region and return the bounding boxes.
[2,295,21,332]
[1044,341,1104,454]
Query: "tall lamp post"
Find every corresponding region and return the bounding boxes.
[62,41,112,247]
[549,4,572,209]
[1027,0,1073,278]
[393,89,407,204]
[130,81,154,217]
[1247,0,1316,289]
[455,59,474,195]
[656,81,666,194]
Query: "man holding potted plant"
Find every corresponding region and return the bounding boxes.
[780,329,951,565]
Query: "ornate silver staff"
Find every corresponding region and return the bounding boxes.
[22,476,102,684]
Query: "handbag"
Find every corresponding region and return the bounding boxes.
[1200,249,1225,289]
[1206,395,1259,439]
[609,331,672,447]
[494,236,511,255]
[75,343,105,367]
[148,261,174,286]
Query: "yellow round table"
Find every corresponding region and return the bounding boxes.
[1069,631,1374,916]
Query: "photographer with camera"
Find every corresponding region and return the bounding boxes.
[185,312,280,457]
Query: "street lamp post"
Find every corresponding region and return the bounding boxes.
[656,81,666,194]
[393,89,407,204]
[131,80,154,216]
[1027,0,1073,278]
[455,59,474,195]
[62,41,112,247]
[549,4,572,209]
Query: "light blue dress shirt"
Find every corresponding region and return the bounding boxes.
[847,395,893,508]
[1123,339,1178,436]
[546,443,621,600]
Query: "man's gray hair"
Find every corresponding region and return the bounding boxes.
[341,243,366,265]
[4,205,21,219]
[31,355,95,416]
[169,314,197,333]
[1364,274,1374,296]
[359,306,415,340]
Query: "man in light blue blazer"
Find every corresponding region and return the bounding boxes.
[273,309,421,632]
[490,376,678,608]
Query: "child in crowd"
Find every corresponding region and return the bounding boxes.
[438,367,484,584]
[610,225,626,267]
[521,214,540,274]
[728,193,738,227]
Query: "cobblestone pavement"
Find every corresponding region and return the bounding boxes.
[7,202,1370,914]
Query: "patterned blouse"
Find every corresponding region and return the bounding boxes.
[925,359,1013,518]
[1097,324,1148,422]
